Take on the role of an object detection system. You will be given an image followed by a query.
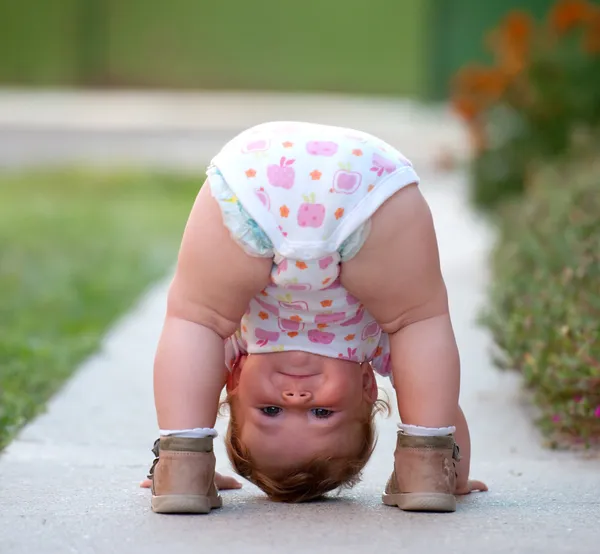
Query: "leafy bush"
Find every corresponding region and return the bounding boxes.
[481,160,600,447]
[451,0,600,209]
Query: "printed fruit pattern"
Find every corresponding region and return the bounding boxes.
[338,347,359,362]
[255,328,280,347]
[242,138,270,153]
[371,153,397,177]
[361,320,380,340]
[255,187,270,209]
[267,156,295,189]
[297,193,326,228]
[306,140,339,156]
[283,281,312,291]
[318,255,334,269]
[277,294,309,311]
[308,329,335,345]
[278,318,305,332]
[333,163,362,194]
[315,312,346,325]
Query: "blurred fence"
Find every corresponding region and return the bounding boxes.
[0,0,561,98]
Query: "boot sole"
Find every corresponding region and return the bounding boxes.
[382,492,456,513]
[151,494,223,514]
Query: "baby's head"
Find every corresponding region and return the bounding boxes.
[223,350,388,502]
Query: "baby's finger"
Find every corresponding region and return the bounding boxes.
[139,478,152,489]
[468,479,488,492]
[215,472,243,490]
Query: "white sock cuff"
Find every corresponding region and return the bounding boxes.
[398,424,456,437]
[159,428,218,438]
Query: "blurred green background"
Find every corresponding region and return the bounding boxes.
[0,0,553,99]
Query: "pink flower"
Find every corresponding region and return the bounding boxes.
[574,395,583,403]
[594,406,600,418]
[551,414,561,423]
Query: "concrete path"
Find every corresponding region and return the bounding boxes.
[0,91,598,554]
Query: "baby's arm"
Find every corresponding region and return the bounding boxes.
[154,181,271,430]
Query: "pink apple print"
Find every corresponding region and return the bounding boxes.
[315,312,346,325]
[333,163,362,194]
[297,193,326,228]
[341,307,365,327]
[279,299,309,311]
[255,187,270,209]
[277,259,288,275]
[323,279,342,290]
[267,156,295,189]
[338,347,359,362]
[318,255,334,270]
[306,140,339,156]
[255,297,280,317]
[371,153,397,177]
[284,282,312,292]
[346,293,359,306]
[242,138,270,153]
[278,318,305,332]
[380,353,392,375]
[308,329,336,345]
[361,320,380,340]
[255,328,280,347]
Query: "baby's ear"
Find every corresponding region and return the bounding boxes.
[362,362,378,403]
[226,355,247,392]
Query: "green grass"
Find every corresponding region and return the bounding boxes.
[0,169,199,448]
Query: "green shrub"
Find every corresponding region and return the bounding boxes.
[451,0,600,210]
[481,160,600,446]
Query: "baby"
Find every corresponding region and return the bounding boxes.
[148,121,487,514]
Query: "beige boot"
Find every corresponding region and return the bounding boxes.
[382,432,460,513]
[148,436,223,514]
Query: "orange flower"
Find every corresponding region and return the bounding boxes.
[280,205,290,218]
[486,11,533,77]
[549,0,594,34]
[453,65,508,101]
[282,141,294,148]
[296,261,308,270]
[322,277,331,285]
[374,346,383,357]
[344,334,355,341]
[352,149,363,156]
[242,325,247,333]
[451,95,481,123]
[320,300,333,307]
[260,290,268,297]
[317,323,328,329]
[310,170,322,180]
[582,10,600,53]
[290,315,303,322]
[287,332,298,338]
[334,207,344,220]
[245,169,256,178]
[258,311,268,320]
[367,184,374,192]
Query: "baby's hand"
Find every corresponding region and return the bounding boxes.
[140,472,242,491]
[455,479,488,495]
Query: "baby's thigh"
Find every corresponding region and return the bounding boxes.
[340,184,447,333]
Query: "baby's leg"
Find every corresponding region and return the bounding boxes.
[341,183,460,511]
[151,183,271,513]
[341,183,458,426]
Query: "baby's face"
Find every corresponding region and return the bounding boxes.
[231,351,377,473]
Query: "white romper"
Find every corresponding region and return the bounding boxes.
[208,122,420,377]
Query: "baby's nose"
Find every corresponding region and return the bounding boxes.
[282,390,313,404]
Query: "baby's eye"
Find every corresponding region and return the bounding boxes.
[261,406,282,417]
[312,408,334,419]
